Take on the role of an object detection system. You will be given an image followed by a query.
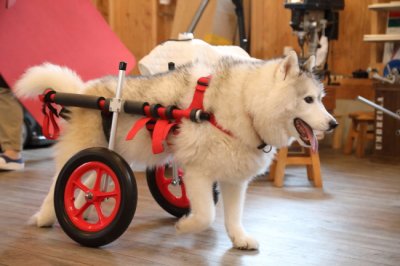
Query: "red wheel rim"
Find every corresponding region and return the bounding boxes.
[155,166,189,208]
[64,161,121,232]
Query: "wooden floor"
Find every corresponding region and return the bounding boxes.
[0,146,399,266]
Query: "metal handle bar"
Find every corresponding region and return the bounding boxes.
[187,0,209,33]
[357,96,400,121]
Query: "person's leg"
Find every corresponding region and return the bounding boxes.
[0,87,24,170]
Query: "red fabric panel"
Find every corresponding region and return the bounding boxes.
[0,0,135,123]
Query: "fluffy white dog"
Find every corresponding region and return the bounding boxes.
[15,51,337,250]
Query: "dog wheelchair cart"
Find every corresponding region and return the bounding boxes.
[40,62,218,247]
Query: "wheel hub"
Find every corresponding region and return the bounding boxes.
[85,191,94,201]
[171,179,179,186]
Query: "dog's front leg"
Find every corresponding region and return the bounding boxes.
[175,169,215,234]
[220,181,259,250]
[29,175,57,227]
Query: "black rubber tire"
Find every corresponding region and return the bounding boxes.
[146,165,219,218]
[54,147,137,247]
[22,118,32,148]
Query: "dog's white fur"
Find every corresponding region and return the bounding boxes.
[15,51,335,250]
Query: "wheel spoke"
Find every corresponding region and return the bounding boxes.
[72,201,91,218]
[94,167,104,191]
[73,180,89,193]
[96,191,118,200]
[93,201,106,224]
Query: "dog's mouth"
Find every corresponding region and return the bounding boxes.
[294,118,318,152]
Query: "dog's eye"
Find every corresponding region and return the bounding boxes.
[304,96,314,104]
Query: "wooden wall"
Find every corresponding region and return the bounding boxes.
[250,1,298,59]
[250,0,377,76]
[91,0,380,76]
[91,0,175,73]
[328,0,377,75]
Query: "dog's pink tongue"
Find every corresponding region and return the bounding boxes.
[304,125,318,153]
[311,133,318,153]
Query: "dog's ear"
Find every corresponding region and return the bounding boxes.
[278,50,300,80]
[303,55,316,72]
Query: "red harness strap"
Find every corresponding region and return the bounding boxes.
[188,76,210,110]
[39,91,61,140]
[190,76,233,136]
[125,76,211,154]
[126,75,232,154]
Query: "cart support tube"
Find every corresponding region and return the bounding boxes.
[53,93,104,110]
[124,101,148,116]
[187,0,209,33]
[108,62,127,151]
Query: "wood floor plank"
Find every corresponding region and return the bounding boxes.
[0,146,399,265]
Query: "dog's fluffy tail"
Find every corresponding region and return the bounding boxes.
[14,63,84,98]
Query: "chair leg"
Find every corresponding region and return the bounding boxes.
[267,159,277,181]
[305,148,314,181]
[332,117,343,150]
[309,150,322,187]
[356,122,368,157]
[344,119,356,154]
[273,148,288,188]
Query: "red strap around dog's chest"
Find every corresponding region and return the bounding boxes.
[192,76,233,137]
[126,75,232,154]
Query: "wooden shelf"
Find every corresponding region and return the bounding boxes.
[369,2,400,11]
[365,1,400,72]
[363,34,400,42]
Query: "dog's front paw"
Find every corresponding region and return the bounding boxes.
[28,212,55,227]
[232,234,259,250]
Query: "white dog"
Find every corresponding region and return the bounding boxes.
[15,51,337,250]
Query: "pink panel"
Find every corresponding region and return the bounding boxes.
[0,0,135,123]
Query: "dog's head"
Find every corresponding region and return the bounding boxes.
[250,51,337,151]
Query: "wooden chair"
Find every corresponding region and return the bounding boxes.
[343,111,375,157]
[268,144,322,188]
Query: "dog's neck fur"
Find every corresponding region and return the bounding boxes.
[203,58,282,150]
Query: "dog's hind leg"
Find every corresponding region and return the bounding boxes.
[219,181,259,250]
[175,169,215,234]
[29,175,58,227]
[29,168,95,227]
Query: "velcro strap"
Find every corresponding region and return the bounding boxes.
[152,120,176,154]
[41,102,60,140]
[125,117,153,140]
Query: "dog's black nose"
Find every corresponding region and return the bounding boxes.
[328,120,339,131]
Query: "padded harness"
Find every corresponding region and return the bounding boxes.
[125,76,232,154]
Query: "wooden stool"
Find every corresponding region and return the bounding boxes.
[268,145,322,188]
[344,111,375,157]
